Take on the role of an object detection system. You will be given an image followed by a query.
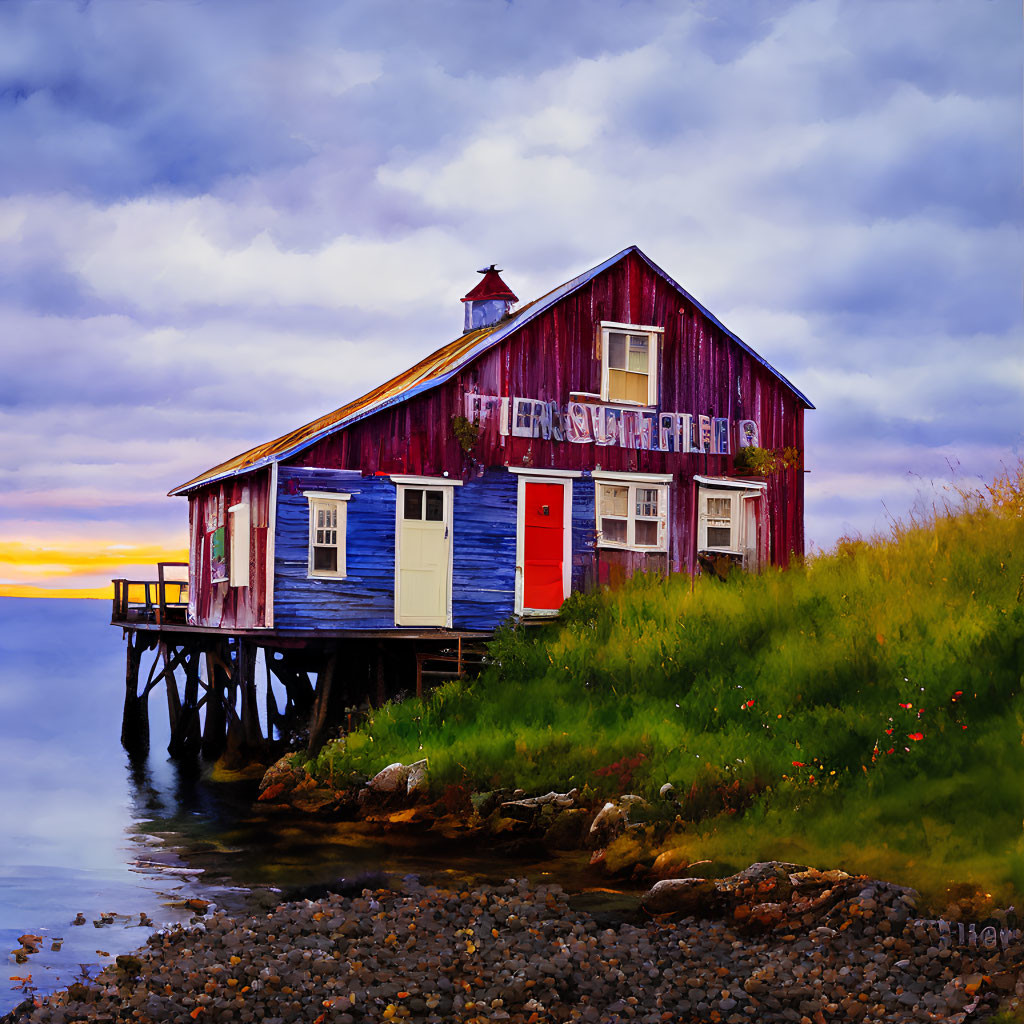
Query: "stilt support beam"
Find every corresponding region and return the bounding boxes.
[121,631,156,754]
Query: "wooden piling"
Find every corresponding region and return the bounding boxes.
[161,642,183,747]
[236,640,262,748]
[120,632,154,754]
[118,624,484,765]
[307,648,339,754]
[201,645,228,758]
[168,646,202,755]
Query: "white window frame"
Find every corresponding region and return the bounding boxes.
[304,490,350,579]
[592,470,671,553]
[228,503,250,587]
[599,321,663,407]
[695,477,767,556]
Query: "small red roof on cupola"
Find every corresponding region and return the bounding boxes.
[461,265,518,303]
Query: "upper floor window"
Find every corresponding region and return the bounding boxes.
[600,321,662,406]
[305,491,350,578]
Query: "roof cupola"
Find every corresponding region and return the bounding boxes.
[461,264,518,333]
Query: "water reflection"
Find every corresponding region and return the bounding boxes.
[0,599,605,1013]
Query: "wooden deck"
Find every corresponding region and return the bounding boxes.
[112,565,491,641]
[113,564,495,761]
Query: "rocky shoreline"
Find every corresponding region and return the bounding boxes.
[4,868,1020,1023]
[9,757,1019,1022]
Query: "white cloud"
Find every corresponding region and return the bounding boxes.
[0,0,1019,572]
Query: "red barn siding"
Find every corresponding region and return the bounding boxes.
[293,251,806,573]
[188,468,271,629]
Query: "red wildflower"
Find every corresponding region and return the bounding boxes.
[884,728,893,735]
[898,703,913,709]
[908,732,924,741]
[791,761,806,768]
[744,699,755,708]
[886,748,895,755]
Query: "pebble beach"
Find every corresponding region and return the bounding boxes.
[4,875,1017,1024]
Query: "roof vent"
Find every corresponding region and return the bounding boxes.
[461,265,518,332]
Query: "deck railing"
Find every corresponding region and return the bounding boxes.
[112,562,189,625]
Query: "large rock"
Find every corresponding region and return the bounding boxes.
[500,789,579,824]
[587,795,650,848]
[717,860,806,902]
[587,801,625,848]
[641,877,718,916]
[650,847,690,879]
[603,833,653,875]
[405,759,429,798]
[257,754,307,801]
[542,808,588,850]
[367,762,412,795]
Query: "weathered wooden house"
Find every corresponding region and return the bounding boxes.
[113,245,811,756]
[172,244,811,633]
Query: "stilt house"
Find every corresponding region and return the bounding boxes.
[169,246,812,634]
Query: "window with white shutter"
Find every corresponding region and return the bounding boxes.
[228,503,250,587]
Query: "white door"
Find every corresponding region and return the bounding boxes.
[396,485,452,626]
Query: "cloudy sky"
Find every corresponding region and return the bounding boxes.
[0,0,1020,595]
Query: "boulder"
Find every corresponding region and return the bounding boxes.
[603,833,651,875]
[405,759,429,798]
[500,789,578,823]
[650,847,690,879]
[641,877,718,916]
[542,808,588,850]
[587,801,626,848]
[368,762,412,795]
[717,860,806,903]
[258,754,307,799]
[789,866,849,890]
[587,795,651,848]
[291,779,350,815]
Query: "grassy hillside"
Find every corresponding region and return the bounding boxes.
[308,465,1024,900]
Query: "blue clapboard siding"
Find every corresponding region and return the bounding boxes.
[571,476,596,591]
[274,468,397,629]
[274,466,518,631]
[451,469,517,629]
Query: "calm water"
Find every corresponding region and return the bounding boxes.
[0,598,598,1012]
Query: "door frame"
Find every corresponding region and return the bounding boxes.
[391,475,462,628]
[510,468,580,617]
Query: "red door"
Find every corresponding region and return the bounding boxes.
[523,482,565,611]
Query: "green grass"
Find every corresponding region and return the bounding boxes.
[306,465,1024,902]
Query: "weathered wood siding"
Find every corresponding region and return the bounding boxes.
[570,478,597,592]
[271,466,518,631]
[274,468,395,630]
[291,250,806,573]
[187,468,271,628]
[451,469,517,630]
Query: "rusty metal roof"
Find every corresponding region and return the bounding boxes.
[170,246,812,495]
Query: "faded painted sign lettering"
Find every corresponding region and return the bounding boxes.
[471,392,740,454]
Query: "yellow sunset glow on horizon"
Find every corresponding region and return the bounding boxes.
[0,540,189,599]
